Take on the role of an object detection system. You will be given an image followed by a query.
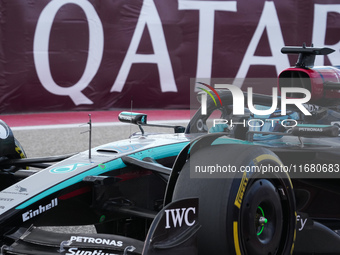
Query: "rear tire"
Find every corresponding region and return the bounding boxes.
[172,144,296,255]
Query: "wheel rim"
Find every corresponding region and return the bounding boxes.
[240,179,283,255]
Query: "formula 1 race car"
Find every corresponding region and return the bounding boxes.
[2,45,340,255]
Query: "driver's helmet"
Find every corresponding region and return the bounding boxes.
[250,106,299,140]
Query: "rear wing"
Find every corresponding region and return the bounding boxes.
[281,44,335,68]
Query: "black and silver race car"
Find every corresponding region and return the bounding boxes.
[1,45,340,255]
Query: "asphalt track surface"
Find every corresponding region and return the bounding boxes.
[2,110,190,233]
[3,110,190,158]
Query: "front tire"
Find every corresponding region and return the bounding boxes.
[172,144,296,255]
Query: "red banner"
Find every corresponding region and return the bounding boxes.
[1,0,340,113]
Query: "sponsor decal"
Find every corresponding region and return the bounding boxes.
[297,214,309,231]
[298,127,322,132]
[1,191,28,196]
[1,0,339,113]
[164,207,196,229]
[1,185,29,197]
[2,185,29,196]
[0,197,14,202]
[15,185,27,193]
[70,236,123,247]
[1,191,29,196]
[22,198,58,222]
[50,163,91,174]
[66,248,117,255]
[0,197,13,209]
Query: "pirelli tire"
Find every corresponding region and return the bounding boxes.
[172,144,296,255]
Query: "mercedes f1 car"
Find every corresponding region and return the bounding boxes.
[2,45,340,255]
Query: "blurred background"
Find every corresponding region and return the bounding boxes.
[1,0,340,114]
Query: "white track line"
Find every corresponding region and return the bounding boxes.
[11,120,190,131]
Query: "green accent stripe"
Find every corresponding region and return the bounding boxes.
[258,206,265,216]
[257,206,265,236]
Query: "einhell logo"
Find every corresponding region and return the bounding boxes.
[197,83,312,116]
[22,198,58,222]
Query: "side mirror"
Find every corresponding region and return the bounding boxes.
[118,112,147,125]
[118,111,185,135]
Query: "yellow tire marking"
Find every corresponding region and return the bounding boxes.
[255,154,293,189]
[234,171,248,209]
[233,221,241,255]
